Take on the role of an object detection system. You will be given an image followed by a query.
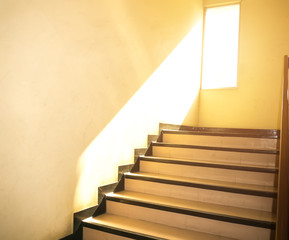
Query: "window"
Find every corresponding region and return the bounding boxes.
[201,4,240,89]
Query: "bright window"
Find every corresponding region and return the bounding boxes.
[201,4,240,89]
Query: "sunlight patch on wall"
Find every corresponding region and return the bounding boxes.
[202,4,240,89]
[74,21,203,211]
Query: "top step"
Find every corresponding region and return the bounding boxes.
[159,123,280,138]
[159,124,280,151]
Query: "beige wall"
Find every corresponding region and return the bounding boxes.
[0,0,203,239]
[199,0,289,129]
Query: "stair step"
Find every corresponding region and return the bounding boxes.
[83,214,235,240]
[139,155,278,173]
[151,142,278,167]
[125,174,275,212]
[81,124,281,240]
[106,191,276,229]
[162,129,280,139]
[139,156,277,186]
[162,129,279,150]
[159,124,280,137]
[106,192,275,239]
[152,142,279,154]
[125,172,277,198]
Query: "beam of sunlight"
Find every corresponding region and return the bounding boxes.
[74,21,203,211]
[202,4,240,89]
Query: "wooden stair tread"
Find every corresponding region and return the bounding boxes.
[139,155,278,173]
[106,191,276,227]
[152,142,279,154]
[159,123,280,137]
[84,213,236,240]
[162,129,279,139]
[125,172,277,197]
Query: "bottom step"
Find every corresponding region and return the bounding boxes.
[83,214,235,240]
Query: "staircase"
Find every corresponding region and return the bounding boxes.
[81,124,279,240]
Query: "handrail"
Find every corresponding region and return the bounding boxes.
[276,55,289,240]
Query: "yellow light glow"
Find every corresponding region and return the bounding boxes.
[202,4,240,89]
[73,21,203,211]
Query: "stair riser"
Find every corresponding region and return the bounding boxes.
[152,146,278,167]
[106,201,273,240]
[140,161,277,186]
[125,179,275,212]
[83,227,132,240]
[163,134,279,150]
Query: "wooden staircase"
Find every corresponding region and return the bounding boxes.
[81,124,279,240]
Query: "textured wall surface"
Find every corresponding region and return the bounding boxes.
[0,0,203,239]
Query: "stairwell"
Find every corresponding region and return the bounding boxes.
[80,123,279,240]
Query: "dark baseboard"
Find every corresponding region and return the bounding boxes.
[59,233,75,240]
[62,128,161,240]
[118,164,134,181]
[74,205,98,232]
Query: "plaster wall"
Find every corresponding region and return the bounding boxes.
[199,0,289,129]
[0,0,203,239]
